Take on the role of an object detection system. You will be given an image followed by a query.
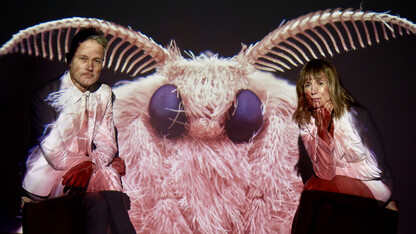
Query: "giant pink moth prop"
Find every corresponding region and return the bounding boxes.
[1,9,415,233]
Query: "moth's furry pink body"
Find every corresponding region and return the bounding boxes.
[113,52,303,233]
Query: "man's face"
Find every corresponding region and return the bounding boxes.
[69,39,105,92]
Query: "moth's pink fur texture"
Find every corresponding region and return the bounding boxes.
[113,51,303,233]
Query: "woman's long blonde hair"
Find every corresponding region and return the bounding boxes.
[292,59,354,125]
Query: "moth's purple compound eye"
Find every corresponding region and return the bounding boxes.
[226,89,263,143]
[149,84,187,137]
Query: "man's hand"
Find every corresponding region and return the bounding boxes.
[62,161,94,195]
[112,157,126,176]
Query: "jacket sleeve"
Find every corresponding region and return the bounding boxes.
[39,124,91,171]
[89,90,118,170]
[33,79,90,171]
[350,105,394,191]
[300,124,336,181]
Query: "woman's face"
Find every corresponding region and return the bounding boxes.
[303,74,331,109]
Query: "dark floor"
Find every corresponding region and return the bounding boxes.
[1,211,23,234]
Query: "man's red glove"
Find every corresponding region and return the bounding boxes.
[62,161,94,195]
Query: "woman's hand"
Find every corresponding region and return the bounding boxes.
[112,157,126,176]
[313,101,334,145]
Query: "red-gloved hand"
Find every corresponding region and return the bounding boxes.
[313,100,334,145]
[62,161,94,195]
[112,157,126,176]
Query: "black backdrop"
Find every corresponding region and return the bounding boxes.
[1,1,415,233]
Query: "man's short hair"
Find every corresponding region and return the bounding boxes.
[65,27,108,64]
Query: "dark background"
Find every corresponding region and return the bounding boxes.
[1,0,415,233]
